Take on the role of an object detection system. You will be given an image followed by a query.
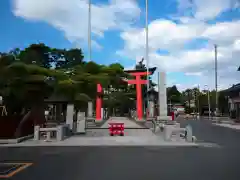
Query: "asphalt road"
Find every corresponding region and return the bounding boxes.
[0,119,240,180]
[179,118,240,148]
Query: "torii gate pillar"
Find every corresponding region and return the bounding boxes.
[96,83,103,121]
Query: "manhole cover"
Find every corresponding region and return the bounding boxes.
[0,163,32,178]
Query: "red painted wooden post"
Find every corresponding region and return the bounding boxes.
[96,83,102,121]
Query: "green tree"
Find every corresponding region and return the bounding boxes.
[0,44,140,135]
[55,48,84,69]
[167,85,181,104]
[18,43,52,68]
[0,62,63,136]
[218,91,228,115]
[182,89,194,113]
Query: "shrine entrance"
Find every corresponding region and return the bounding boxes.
[96,70,152,121]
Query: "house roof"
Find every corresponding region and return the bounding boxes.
[224,83,240,93]
[124,67,157,74]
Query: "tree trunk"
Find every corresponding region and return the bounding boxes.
[14,103,46,138]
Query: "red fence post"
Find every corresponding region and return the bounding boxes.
[171,111,175,121]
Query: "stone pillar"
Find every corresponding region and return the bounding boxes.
[158,72,168,118]
[34,126,40,140]
[77,112,85,122]
[163,126,173,141]
[57,125,64,141]
[46,131,51,141]
[101,108,104,119]
[88,101,93,117]
[149,101,154,118]
[77,112,86,133]
[105,108,108,119]
[185,125,193,142]
[66,104,74,130]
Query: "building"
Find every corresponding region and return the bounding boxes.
[173,104,185,114]
[224,83,240,122]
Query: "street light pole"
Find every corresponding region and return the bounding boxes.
[88,0,92,62]
[214,44,218,116]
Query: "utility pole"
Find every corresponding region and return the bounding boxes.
[214,44,218,116]
[208,89,211,119]
[204,85,211,120]
[145,0,149,116]
[197,84,200,115]
[193,89,196,115]
[88,0,92,62]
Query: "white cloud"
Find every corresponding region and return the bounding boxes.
[177,0,239,21]
[193,0,232,20]
[118,0,240,91]
[118,19,240,71]
[202,21,240,45]
[13,0,141,48]
[119,19,206,54]
[233,39,240,50]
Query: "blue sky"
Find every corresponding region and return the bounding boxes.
[1,0,240,91]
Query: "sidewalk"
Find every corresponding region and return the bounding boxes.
[213,123,240,130]
[0,135,199,147]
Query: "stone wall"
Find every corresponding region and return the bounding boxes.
[0,115,34,139]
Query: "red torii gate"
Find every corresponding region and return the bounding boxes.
[96,70,152,121]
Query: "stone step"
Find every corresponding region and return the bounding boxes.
[86,121,97,128]
[87,124,97,127]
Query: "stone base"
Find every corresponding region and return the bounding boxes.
[157,116,172,121]
[135,119,146,122]
[165,121,177,125]
[76,121,86,134]
[154,122,180,133]
[0,134,33,144]
[95,119,103,124]
[146,117,155,121]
